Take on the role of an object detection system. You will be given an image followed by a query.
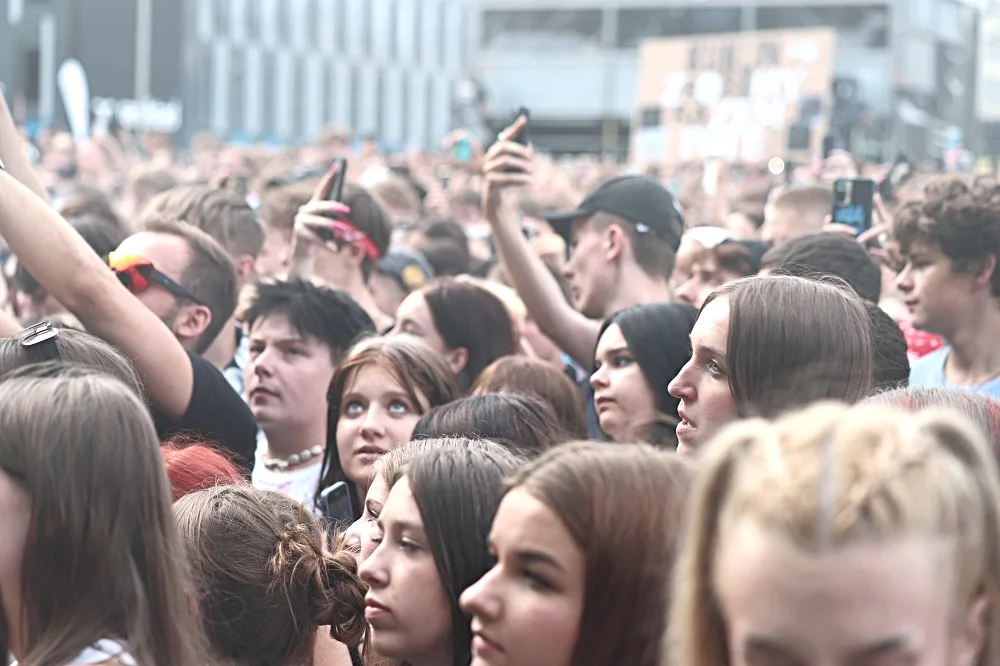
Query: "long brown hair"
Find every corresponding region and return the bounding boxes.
[702,275,874,418]
[175,485,367,666]
[507,441,694,666]
[317,335,461,510]
[0,368,203,666]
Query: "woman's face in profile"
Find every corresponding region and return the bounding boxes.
[461,487,585,666]
[715,518,984,666]
[343,471,389,565]
[668,297,740,455]
[590,323,657,443]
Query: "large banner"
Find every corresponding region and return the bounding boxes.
[633,28,836,165]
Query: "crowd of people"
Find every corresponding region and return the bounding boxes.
[1,87,1000,666]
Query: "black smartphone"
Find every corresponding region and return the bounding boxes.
[319,481,357,534]
[832,179,876,235]
[512,107,530,146]
[878,153,913,203]
[315,158,349,243]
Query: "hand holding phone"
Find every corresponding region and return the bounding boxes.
[313,158,348,243]
[832,179,876,236]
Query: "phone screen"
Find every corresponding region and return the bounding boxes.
[832,179,875,235]
[319,481,357,533]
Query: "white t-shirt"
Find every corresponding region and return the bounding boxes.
[251,454,323,513]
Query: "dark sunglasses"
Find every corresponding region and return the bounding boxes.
[108,252,206,306]
[19,321,62,362]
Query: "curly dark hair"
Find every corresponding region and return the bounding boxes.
[893,176,1000,297]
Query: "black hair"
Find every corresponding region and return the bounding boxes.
[387,445,522,666]
[422,218,470,258]
[421,278,517,390]
[244,279,376,365]
[411,392,569,458]
[865,300,910,392]
[343,185,393,280]
[761,231,883,303]
[597,303,698,448]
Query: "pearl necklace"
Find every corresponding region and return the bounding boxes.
[263,445,324,472]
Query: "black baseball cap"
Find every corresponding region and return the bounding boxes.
[376,248,435,293]
[542,176,684,251]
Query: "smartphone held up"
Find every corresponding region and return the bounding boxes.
[314,157,348,243]
[832,178,875,236]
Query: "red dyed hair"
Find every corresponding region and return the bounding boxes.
[160,435,246,502]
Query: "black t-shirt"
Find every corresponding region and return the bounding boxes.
[152,350,257,473]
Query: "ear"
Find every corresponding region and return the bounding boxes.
[973,254,998,292]
[446,346,469,375]
[173,304,214,346]
[955,593,991,666]
[234,254,257,287]
[345,242,366,271]
[605,224,628,262]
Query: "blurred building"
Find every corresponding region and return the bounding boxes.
[475,0,981,162]
[0,0,475,148]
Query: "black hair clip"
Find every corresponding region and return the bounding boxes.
[20,321,62,362]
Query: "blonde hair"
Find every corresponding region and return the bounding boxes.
[668,402,1000,666]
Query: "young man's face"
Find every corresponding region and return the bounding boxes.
[114,232,209,349]
[895,239,981,336]
[245,313,337,435]
[563,217,617,320]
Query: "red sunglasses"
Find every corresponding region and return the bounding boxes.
[108,252,206,305]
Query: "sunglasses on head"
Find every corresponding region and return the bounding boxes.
[108,252,206,306]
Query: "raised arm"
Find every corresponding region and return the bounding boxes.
[0,95,49,203]
[482,118,600,367]
[0,169,195,419]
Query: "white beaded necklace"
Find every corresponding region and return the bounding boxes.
[263,445,324,472]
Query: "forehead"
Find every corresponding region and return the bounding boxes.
[342,363,404,395]
[396,291,431,319]
[492,488,575,551]
[596,322,628,353]
[716,519,945,653]
[383,476,422,524]
[692,297,730,345]
[116,232,191,278]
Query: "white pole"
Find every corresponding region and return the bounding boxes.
[134,0,152,134]
[38,13,55,121]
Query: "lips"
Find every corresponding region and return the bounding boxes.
[354,445,389,463]
[471,626,504,656]
[365,596,391,621]
[249,386,279,400]
[594,396,615,412]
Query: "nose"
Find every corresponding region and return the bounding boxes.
[459,564,502,620]
[675,277,698,306]
[589,363,608,390]
[250,346,275,377]
[360,404,388,440]
[358,540,389,589]
[895,264,913,293]
[343,518,364,556]
[668,360,696,401]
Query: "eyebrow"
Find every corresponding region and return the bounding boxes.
[849,636,913,660]
[516,548,565,572]
[250,335,305,345]
[597,346,630,358]
[693,341,727,360]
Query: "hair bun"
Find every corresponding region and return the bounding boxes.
[271,524,368,647]
[309,547,368,647]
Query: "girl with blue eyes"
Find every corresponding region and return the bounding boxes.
[316,335,461,515]
[668,275,875,456]
[590,303,698,448]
